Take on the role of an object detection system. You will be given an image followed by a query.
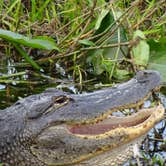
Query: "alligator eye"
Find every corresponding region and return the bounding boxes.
[14,101,21,106]
[53,95,73,104]
[143,71,150,75]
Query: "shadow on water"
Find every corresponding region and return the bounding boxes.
[0,56,165,166]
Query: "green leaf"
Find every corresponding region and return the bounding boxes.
[78,39,95,46]
[114,69,130,80]
[101,59,113,74]
[94,10,114,36]
[0,29,59,50]
[87,50,104,75]
[133,29,146,39]
[132,30,149,66]
[132,40,149,65]
[148,38,166,81]
[95,9,110,30]
[87,9,128,77]
[87,49,115,75]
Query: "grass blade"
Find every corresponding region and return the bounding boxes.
[14,43,42,71]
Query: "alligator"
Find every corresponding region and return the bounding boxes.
[0,70,165,166]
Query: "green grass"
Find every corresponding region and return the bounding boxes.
[0,0,165,81]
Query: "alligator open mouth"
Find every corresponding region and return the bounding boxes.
[69,115,149,135]
[68,105,154,135]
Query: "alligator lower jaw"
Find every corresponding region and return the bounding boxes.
[67,104,164,137]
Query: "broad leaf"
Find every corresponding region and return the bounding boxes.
[148,38,166,81]
[95,9,110,30]
[87,9,128,76]
[0,29,59,50]
[132,30,149,66]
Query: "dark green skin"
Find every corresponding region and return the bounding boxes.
[0,70,161,166]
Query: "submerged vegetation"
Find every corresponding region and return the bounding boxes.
[0,0,166,165]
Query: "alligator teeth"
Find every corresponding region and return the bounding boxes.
[107,115,112,118]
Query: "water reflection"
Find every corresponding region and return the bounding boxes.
[0,84,5,89]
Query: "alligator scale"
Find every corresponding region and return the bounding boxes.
[0,70,165,166]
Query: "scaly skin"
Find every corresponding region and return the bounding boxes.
[0,70,165,166]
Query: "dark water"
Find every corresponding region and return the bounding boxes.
[0,58,165,166]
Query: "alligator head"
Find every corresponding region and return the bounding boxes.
[0,70,165,166]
